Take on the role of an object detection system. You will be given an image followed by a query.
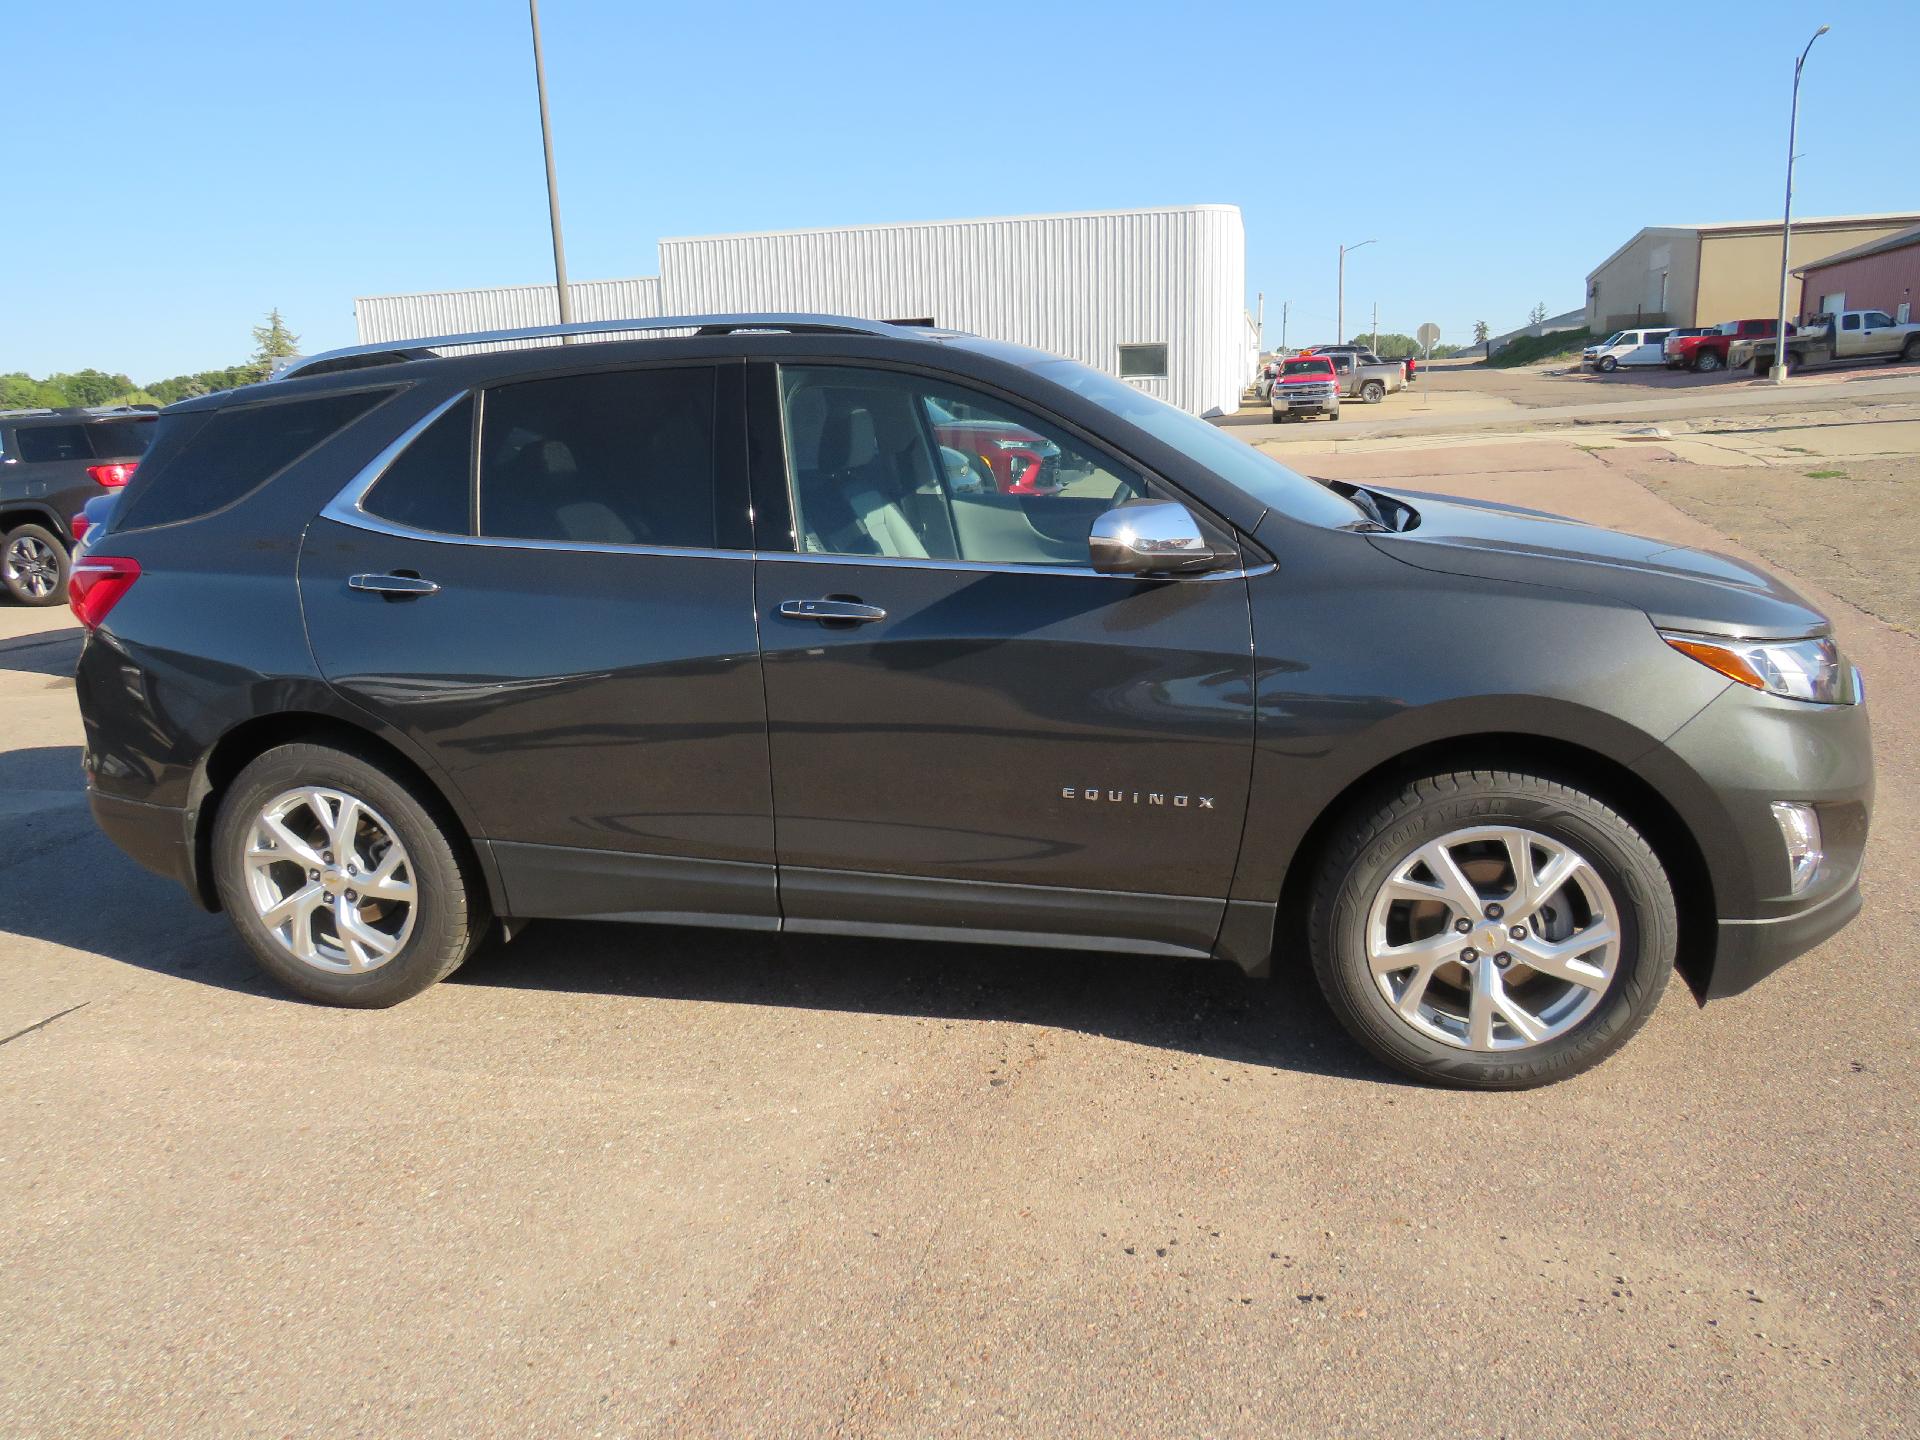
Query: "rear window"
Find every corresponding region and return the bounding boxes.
[87,418,156,459]
[115,389,392,531]
[14,425,91,463]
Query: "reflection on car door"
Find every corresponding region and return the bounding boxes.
[749,362,1258,957]
[299,361,779,928]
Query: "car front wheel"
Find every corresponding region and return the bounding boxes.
[212,742,487,1006]
[1309,769,1675,1088]
[2,524,69,607]
[1598,356,1618,372]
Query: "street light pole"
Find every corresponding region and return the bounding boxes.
[529,0,574,332]
[1338,239,1376,347]
[1770,24,1830,385]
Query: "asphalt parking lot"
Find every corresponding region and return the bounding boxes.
[2,433,1916,1436]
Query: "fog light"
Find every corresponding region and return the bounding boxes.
[1771,802,1824,896]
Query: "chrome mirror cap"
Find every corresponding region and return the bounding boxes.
[1089,499,1222,576]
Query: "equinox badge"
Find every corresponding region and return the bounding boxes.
[1062,787,1215,809]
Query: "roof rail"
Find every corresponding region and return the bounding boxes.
[277,313,921,381]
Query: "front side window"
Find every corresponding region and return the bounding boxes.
[477,367,717,548]
[1864,311,1894,328]
[779,366,1151,567]
[1117,344,1169,378]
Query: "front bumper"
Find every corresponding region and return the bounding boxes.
[1638,678,1872,1001]
[1707,873,1863,999]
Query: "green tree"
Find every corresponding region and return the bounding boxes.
[47,369,137,407]
[247,308,301,381]
[0,372,62,409]
[1473,320,1490,344]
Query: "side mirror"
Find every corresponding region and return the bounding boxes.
[1089,499,1224,577]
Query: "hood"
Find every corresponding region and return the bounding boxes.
[1362,487,1827,638]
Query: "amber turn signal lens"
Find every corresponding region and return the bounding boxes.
[1663,636,1766,689]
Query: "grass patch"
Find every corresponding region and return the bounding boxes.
[1805,468,1847,479]
[1489,327,1593,368]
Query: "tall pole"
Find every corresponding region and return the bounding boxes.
[1281,300,1289,353]
[1371,301,1378,356]
[1771,24,1829,384]
[529,0,573,332]
[1338,239,1376,347]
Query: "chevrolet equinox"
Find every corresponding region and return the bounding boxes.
[71,315,1872,1088]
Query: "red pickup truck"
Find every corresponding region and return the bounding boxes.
[1664,318,1790,373]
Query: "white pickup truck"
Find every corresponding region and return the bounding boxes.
[1731,309,1920,373]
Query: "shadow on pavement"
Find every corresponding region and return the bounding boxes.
[0,626,84,678]
[447,918,1393,1084]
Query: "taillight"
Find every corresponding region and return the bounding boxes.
[71,512,90,543]
[68,556,141,631]
[86,462,137,488]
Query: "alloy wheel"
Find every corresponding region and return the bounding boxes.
[1363,825,1619,1051]
[242,787,417,973]
[4,535,60,600]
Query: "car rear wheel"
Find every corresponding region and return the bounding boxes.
[212,742,487,1006]
[1362,381,1385,403]
[1695,350,1722,372]
[1308,769,1675,1089]
[1902,336,1920,362]
[2,524,69,607]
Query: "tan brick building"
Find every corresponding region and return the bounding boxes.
[1584,212,1920,333]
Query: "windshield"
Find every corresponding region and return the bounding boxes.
[1033,359,1367,528]
[1601,332,1626,347]
[1282,358,1331,377]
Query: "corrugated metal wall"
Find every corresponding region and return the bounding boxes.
[354,277,663,351]
[660,207,1247,415]
[351,207,1250,414]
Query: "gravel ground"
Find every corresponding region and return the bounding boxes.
[1,451,1915,1438]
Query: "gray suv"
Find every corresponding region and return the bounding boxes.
[70,315,1871,1089]
[1,406,157,605]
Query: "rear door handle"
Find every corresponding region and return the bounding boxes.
[778,598,886,624]
[349,573,440,597]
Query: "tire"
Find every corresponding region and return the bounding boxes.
[1902,336,1920,362]
[2,523,69,607]
[1695,350,1722,372]
[1307,769,1676,1089]
[1272,410,1286,423]
[211,742,487,1007]
[1362,381,1385,403]
[1327,406,1340,421]
[1598,356,1618,373]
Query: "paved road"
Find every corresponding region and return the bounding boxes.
[1232,364,1920,444]
[1,454,1915,1436]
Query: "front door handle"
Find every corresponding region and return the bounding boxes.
[778,598,886,624]
[349,572,440,597]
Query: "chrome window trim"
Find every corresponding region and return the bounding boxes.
[321,385,1274,581]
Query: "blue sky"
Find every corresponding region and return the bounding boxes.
[6,1,1915,379]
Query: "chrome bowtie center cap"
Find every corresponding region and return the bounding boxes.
[321,868,346,896]
[1471,921,1508,954]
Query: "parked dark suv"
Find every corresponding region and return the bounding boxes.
[1,405,156,605]
[71,315,1872,1088]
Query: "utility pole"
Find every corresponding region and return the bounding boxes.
[529,0,574,333]
[1771,24,1830,384]
[1338,239,1376,346]
[1281,300,1289,353]
[1371,301,1378,356]
[1256,292,1265,354]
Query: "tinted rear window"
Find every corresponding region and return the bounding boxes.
[116,389,391,531]
[87,418,156,459]
[477,368,718,548]
[362,397,474,535]
[14,425,91,463]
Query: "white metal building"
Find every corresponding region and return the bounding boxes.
[354,205,1255,416]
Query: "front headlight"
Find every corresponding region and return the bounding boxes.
[1660,630,1848,704]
